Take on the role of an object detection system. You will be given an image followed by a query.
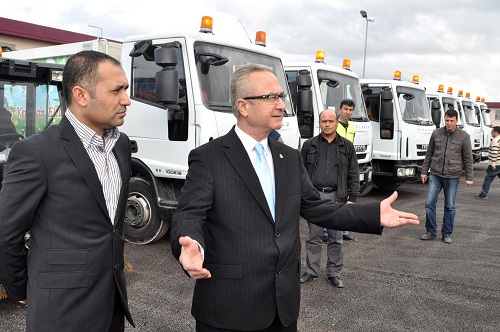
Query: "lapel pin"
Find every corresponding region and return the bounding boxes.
[279,154,283,159]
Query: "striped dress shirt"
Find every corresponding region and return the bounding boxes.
[65,110,122,224]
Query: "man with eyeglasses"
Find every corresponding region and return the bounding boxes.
[170,63,419,332]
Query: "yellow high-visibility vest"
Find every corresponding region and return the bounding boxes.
[337,121,356,142]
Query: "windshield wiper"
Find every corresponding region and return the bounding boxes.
[350,116,368,122]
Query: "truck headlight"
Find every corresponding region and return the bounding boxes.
[397,167,415,177]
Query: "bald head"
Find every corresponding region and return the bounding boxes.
[319,109,338,141]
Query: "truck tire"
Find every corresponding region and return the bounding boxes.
[374,182,401,191]
[359,182,373,197]
[124,178,169,244]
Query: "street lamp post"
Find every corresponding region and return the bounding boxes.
[88,25,103,39]
[360,10,375,79]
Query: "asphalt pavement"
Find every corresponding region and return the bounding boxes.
[1,162,499,331]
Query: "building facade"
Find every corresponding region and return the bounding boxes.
[0,17,106,53]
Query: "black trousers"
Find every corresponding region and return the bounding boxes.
[196,311,297,332]
[107,287,125,332]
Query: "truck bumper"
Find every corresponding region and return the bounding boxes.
[359,164,373,187]
[480,148,489,161]
[473,151,481,163]
[359,165,373,196]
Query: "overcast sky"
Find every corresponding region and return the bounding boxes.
[4,0,500,101]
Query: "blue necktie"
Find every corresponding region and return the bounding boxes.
[254,143,275,221]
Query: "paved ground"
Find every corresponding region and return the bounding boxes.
[1,162,499,331]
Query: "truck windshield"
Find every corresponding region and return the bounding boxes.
[1,82,61,139]
[397,86,433,125]
[194,42,294,116]
[480,105,492,126]
[317,70,368,121]
[461,101,480,126]
[442,97,463,126]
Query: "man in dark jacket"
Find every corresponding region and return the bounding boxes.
[420,109,473,244]
[170,64,419,331]
[299,108,359,288]
[0,51,134,331]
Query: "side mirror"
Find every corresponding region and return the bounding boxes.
[431,100,441,127]
[380,89,394,139]
[294,70,314,138]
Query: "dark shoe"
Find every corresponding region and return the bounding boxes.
[327,276,344,288]
[322,235,329,243]
[300,272,318,283]
[342,234,357,242]
[474,194,488,200]
[421,233,436,240]
[442,236,452,244]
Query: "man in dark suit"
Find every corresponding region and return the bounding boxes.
[0,51,134,332]
[170,64,419,332]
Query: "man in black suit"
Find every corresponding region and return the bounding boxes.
[0,51,134,332]
[170,64,419,332]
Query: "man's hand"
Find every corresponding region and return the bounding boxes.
[421,174,428,183]
[178,236,211,279]
[19,299,27,305]
[492,165,496,171]
[380,191,419,228]
[466,180,473,187]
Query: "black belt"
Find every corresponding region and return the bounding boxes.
[315,186,336,193]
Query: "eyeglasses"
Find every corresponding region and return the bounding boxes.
[243,93,287,103]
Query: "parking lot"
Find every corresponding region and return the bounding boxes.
[1,162,499,331]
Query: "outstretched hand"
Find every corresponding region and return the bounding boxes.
[178,236,211,279]
[380,191,419,228]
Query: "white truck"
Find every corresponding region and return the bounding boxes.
[4,17,302,244]
[474,96,492,161]
[284,52,373,195]
[360,72,435,190]
[426,85,463,129]
[456,91,481,163]
[120,19,301,243]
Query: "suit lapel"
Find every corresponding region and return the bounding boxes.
[59,117,110,221]
[269,139,286,226]
[223,129,274,223]
[113,139,129,225]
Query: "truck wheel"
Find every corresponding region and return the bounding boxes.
[124,178,169,244]
[374,182,401,191]
[359,182,373,197]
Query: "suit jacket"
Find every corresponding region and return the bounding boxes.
[0,117,134,332]
[171,127,382,330]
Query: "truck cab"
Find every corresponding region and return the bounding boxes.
[0,57,64,188]
[119,17,300,243]
[456,91,481,163]
[426,85,464,129]
[284,52,373,196]
[360,72,435,190]
[475,96,492,161]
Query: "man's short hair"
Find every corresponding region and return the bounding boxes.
[319,108,338,121]
[493,126,500,134]
[340,99,355,109]
[230,63,273,118]
[444,109,458,119]
[63,50,122,106]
